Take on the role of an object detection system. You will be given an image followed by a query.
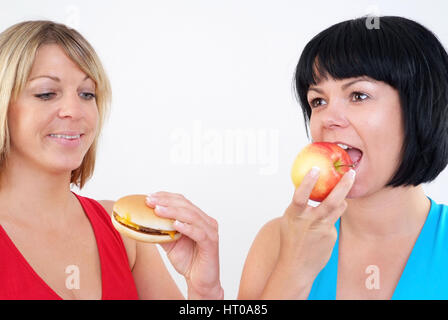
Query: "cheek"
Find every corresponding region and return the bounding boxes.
[360,114,404,191]
[8,107,39,145]
[365,107,403,155]
[309,116,320,141]
[86,106,100,134]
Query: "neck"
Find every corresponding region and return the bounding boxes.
[0,155,75,226]
[343,185,431,240]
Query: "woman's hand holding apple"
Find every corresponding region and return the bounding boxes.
[262,166,355,299]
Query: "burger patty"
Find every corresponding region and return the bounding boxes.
[113,212,170,236]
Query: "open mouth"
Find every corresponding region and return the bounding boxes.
[47,132,84,147]
[48,133,83,140]
[336,143,363,170]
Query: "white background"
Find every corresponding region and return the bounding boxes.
[2,0,448,299]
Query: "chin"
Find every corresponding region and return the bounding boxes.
[46,158,85,174]
[346,184,367,199]
[50,165,83,175]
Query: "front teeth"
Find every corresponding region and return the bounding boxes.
[49,134,81,139]
[337,143,350,150]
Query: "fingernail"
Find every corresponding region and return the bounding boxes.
[348,169,356,180]
[309,166,320,178]
[174,220,183,228]
[155,205,167,213]
[146,194,156,204]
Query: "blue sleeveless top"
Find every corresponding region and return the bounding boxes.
[308,196,448,300]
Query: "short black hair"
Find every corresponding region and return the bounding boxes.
[294,16,448,187]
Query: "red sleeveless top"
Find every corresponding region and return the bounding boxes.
[0,192,139,300]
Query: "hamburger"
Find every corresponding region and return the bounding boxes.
[111,194,181,243]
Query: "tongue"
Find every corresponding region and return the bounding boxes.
[347,148,362,164]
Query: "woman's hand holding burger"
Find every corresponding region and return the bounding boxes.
[261,167,356,299]
[145,192,224,300]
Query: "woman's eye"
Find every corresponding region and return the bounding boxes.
[351,92,369,102]
[35,92,55,100]
[309,98,327,108]
[80,92,96,100]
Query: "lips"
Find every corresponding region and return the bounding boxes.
[47,131,84,147]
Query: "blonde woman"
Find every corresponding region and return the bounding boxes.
[0,21,223,300]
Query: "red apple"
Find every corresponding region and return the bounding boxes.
[291,142,354,202]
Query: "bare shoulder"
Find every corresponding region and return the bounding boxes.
[259,217,281,239]
[250,217,282,255]
[238,217,282,299]
[251,217,282,257]
[97,199,115,213]
[97,199,137,270]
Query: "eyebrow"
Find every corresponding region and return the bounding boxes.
[28,75,90,82]
[308,77,376,94]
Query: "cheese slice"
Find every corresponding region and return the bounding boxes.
[164,231,177,239]
[114,212,141,230]
[114,212,177,238]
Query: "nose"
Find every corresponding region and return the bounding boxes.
[320,99,350,130]
[57,93,84,119]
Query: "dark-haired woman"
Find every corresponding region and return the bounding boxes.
[238,16,448,300]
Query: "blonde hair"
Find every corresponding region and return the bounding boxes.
[0,20,111,189]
